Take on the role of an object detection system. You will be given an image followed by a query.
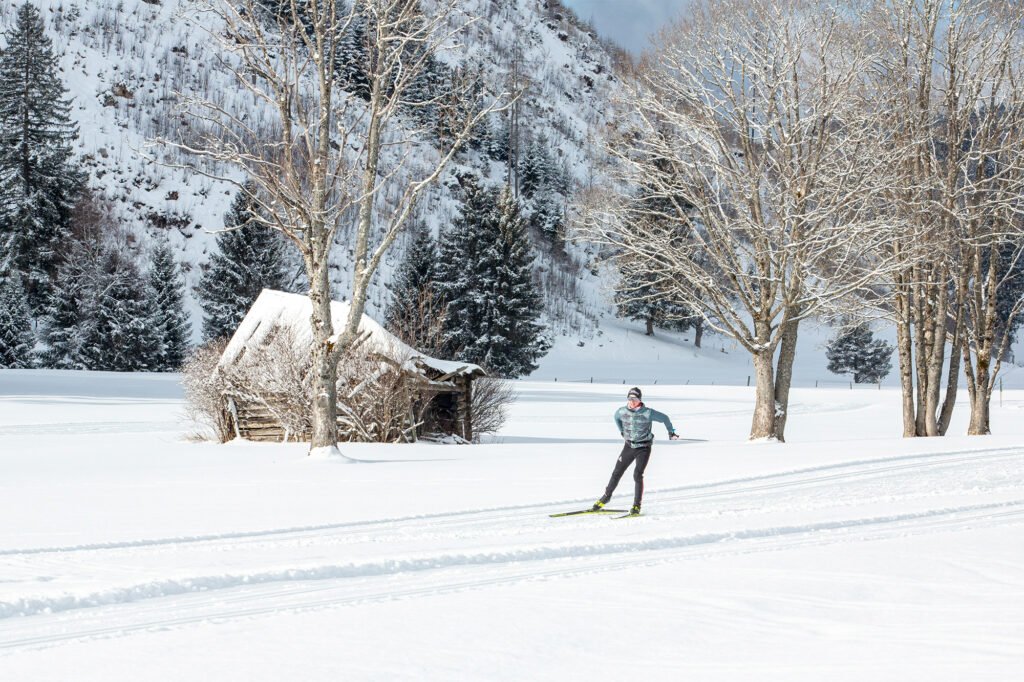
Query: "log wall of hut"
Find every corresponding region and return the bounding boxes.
[224,382,475,444]
[227,396,311,443]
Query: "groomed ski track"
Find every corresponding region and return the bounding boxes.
[2,446,1022,653]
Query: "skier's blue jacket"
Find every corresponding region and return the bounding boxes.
[614,402,676,448]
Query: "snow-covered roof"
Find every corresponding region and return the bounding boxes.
[219,290,484,379]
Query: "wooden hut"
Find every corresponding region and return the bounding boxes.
[217,290,485,443]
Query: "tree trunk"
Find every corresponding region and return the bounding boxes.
[308,260,339,454]
[694,319,703,348]
[894,284,917,437]
[964,334,993,437]
[750,350,776,440]
[937,283,965,436]
[772,318,800,442]
[923,266,949,436]
[937,346,960,436]
[967,389,991,435]
[645,317,654,336]
[913,274,931,436]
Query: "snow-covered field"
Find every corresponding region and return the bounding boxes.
[1,366,1023,681]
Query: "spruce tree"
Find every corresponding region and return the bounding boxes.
[39,237,95,369]
[826,323,894,384]
[146,240,191,371]
[40,235,151,371]
[614,261,690,336]
[484,112,510,163]
[335,4,371,101]
[196,186,289,341]
[992,243,1024,352]
[476,188,549,377]
[384,226,444,353]
[518,134,568,242]
[434,62,486,149]
[404,49,449,131]
[438,183,548,378]
[527,189,564,242]
[0,269,34,368]
[436,178,497,359]
[82,242,151,372]
[0,3,84,312]
[518,134,556,199]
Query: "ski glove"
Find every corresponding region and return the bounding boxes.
[669,432,680,440]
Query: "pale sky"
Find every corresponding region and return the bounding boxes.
[560,0,693,53]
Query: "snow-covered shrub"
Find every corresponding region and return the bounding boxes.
[470,377,514,440]
[180,338,232,442]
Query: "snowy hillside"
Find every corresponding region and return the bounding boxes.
[1,369,1022,679]
[0,0,622,339]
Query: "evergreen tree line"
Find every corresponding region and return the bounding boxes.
[385,178,550,379]
[611,166,711,346]
[614,256,707,346]
[479,116,572,244]
[38,223,190,372]
[0,4,191,371]
[259,0,464,142]
[256,0,575,235]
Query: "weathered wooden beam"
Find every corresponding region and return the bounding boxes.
[461,375,473,443]
[434,366,470,384]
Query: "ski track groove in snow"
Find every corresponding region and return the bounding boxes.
[3,445,1019,557]
[1,500,1022,652]
[0,421,181,436]
[1,445,1022,652]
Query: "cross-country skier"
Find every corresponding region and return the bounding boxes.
[592,386,679,516]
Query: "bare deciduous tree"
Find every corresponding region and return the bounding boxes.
[165,0,509,456]
[581,0,900,441]
[869,0,1024,436]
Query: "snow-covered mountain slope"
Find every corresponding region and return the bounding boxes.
[0,0,622,338]
[533,313,1024,390]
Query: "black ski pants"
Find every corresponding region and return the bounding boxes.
[600,442,652,508]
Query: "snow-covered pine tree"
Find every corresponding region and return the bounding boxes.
[517,132,568,243]
[0,268,34,368]
[476,188,549,377]
[82,241,152,372]
[826,323,895,384]
[404,48,449,132]
[518,133,556,199]
[146,240,191,371]
[40,232,153,372]
[39,235,99,369]
[439,183,548,377]
[384,225,445,353]
[334,3,371,101]
[436,178,495,360]
[992,243,1024,355]
[196,186,289,341]
[334,1,451,127]
[435,62,487,150]
[483,112,510,163]
[528,189,565,243]
[0,3,84,313]
[614,258,692,337]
